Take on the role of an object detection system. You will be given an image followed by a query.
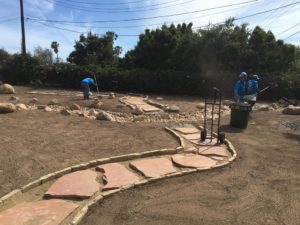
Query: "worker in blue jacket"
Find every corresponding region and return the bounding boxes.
[245,74,260,107]
[234,72,247,103]
[81,77,97,99]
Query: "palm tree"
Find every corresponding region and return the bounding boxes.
[51,41,59,63]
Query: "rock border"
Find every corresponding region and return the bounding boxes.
[0,125,237,225]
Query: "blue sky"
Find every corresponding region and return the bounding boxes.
[0,0,300,60]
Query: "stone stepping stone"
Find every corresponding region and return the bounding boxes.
[182,133,200,140]
[0,199,78,225]
[174,127,199,134]
[130,157,177,178]
[125,97,146,105]
[97,163,140,190]
[198,146,228,157]
[45,170,100,199]
[140,105,161,112]
[172,154,216,168]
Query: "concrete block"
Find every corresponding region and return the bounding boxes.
[54,167,72,178]
[71,206,88,225]
[21,180,42,192]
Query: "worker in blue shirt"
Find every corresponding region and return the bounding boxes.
[81,77,97,99]
[245,74,260,107]
[234,72,247,103]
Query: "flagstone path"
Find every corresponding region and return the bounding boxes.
[0,124,236,225]
[121,96,162,113]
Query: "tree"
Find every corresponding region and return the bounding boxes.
[34,46,53,64]
[51,41,59,63]
[67,32,122,66]
[0,48,11,66]
[124,23,198,71]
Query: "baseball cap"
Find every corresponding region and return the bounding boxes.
[253,74,260,80]
[239,72,247,78]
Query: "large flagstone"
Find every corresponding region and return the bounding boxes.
[0,199,78,225]
[97,163,140,190]
[198,145,228,157]
[174,127,199,134]
[45,170,100,199]
[172,154,216,168]
[130,157,177,178]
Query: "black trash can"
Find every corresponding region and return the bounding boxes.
[230,103,252,129]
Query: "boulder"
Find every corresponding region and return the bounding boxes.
[109,92,116,99]
[133,115,146,122]
[37,105,46,110]
[15,103,27,110]
[282,105,300,115]
[159,113,171,120]
[165,105,180,113]
[196,103,205,110]
[96,111,115,121]
[29,98,39,104]
[44,106,53,112]
[48,99,59,105]
[132,107,144,115]
[270,103,280,109]
[90,99,103,109]
[258,105,270,111]
[88,109,98,117]
[0,84,15,94]
[116,104,125,109]
[10,96,19,101]
[223,100,234,106]
[69,103,81,110]
[60,109,72,116]
[0,103,16,113]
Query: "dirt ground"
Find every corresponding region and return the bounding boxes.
[81,112,300,225]
[0,87,180,196]
[0,86,299,225]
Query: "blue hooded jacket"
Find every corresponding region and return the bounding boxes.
[246,79,259,95]
[81,78,96,86]
[234,80,246,101]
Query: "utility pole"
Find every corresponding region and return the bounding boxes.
[19,0,26,55]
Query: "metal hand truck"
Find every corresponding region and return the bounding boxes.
[200,87,225,144]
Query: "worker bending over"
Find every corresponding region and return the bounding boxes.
[81,77,97,100]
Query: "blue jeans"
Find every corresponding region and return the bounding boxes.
[81,83,90,99]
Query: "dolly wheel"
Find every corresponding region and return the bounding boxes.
[218,132,225,144]
[201,130,207,141]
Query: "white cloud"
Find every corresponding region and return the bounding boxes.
[25,0,54,16]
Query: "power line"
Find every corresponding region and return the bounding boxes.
[47,0,190,11]
[56,0,152,6]
[265,0,296,28]
[260,0,288,26]
[0,15,18,20]
[44,0,196,13]
[41,2,258,30]
[31,20,140,36]
[284,30,300,40]
[26,0,258,23]
[230,0,300,23]
[276,22,300,36]
[0,17,19,23]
